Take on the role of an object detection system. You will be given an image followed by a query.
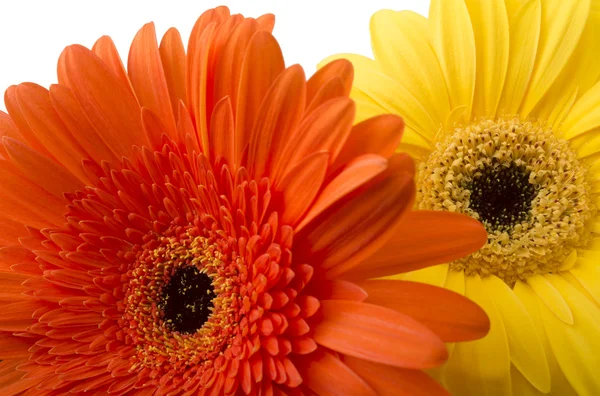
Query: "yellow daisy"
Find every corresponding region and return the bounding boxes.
[322,0,600,395]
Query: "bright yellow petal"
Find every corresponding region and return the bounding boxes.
[464,0,509,118]
[541,275,600,395]
[511,365,545,396]
[442,275,511,396]
[370,10,451,126]
[569,255,600,305]
[526,274,573,324]
[519,0,591,117]
[497,0,542,116]
[562,79,600,140]
[401,264,449,287]
[505,0,527,19]
[320,52,439,140]
[352,99,387,124]
[429,0,476,120]
[533,5,600,127]
[514,281,579,396]
[484,277,550,393]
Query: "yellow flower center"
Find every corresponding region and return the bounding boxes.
[418,118,595,285]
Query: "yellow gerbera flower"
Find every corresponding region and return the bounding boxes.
[321,0,600,395]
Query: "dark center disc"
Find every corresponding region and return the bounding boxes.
[466,161,539,232]
[161,266,215,334]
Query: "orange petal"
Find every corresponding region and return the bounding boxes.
[209,97,235,166]
[277,98,354,177]
[256,13,275,32]
[159,28,187,118]
[91,36,135,97]
[297,154,415,278]
[235,31,285,165]
[312,280,368,302]
[296,154,387,232]
[343,355,450,396]
[0,332,34,359]
[14,83,91,185]
[276,151,329,226]
[359,279,490,342]
[306,58,353,109]
[0,111,23,142]
[4,86,52,156]
[140,107,167,149]
[0,160,66,227]
[213,18,259,118]
[330,114,405,175]
[314,300,447,369]
[305,77,347,115]
[57,44,147,158]
[128,22,177,140]
[3,137,83,198]
[0,216,27,245]
[296,348,376,396]
[49,84,120,167]
[345,210,487,280]
[248,64,306,180]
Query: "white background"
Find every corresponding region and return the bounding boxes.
[0,1,428,112]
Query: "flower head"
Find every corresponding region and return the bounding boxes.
[323,0,600,394]
[0,6,489,395]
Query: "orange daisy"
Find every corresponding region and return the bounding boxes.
[0,6,489,395]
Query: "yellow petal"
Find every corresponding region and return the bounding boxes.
[570,256,600,305]
[497,0,542,116]
[505,0,527,19]
[320,52,438,139]
[536,87,579,129]
[514,281,579,396]
[464,0,509,118]
[527,274,573,324]
[440,268,466,360]
[484,277,550,393]
[519,0,591,117]
[401,264,449,287]
[370,10,451,126]
[429,0,476,120]
[352,99,387,124]
[563,79,600,140]
[511,365,545,396]
[442,275,511,396]
[541,275,600,395]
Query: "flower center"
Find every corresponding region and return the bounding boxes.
[160,266,215,334]
[466,160,539,232]
[418,118,595,285]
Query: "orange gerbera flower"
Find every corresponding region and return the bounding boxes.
[0,6,489,395]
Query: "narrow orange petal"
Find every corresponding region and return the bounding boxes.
[4,86,52,157]
[343,356,450,396]
[91,36,136,97]
[209,97,235,166]
[296,154,387,232]
[159,28,187,118]
[234,30,285,165]
[49,84,121,167]
[360,280,490,342]
[306,58,353,106]
[213,18,259,119]
[3,137,83,198]
[57,44,147,158]
[248,64,306,180]
[296,348,376,396]
[256,13,275,32]
[314,300,447,369]
[345,210,487,280]
[297,154,415,278]
[277,98,354,177]
[331,114,405,175]
[0,216,27,245]
[128,22,177,139]
[277,151,329,226]
[312,280,368,302]
[0,160,66,227]
[0,333,34,359]
[305,77,347,115]
[141,107,167,149]
[14,83,91,185]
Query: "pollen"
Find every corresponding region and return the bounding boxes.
[418,118,595,285]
